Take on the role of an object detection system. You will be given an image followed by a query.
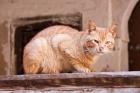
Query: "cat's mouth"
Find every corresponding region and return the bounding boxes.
[96,49,104,54]
[98,51,113,55]
[97,51,104,54]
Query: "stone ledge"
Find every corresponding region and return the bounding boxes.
[0,71,140,90]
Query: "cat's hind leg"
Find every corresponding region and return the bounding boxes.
[23,37,47,74]
[23,57,42,74]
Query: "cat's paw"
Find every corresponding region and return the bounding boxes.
[77,68,91,73]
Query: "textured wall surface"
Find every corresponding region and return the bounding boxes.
[0,0,109,75]
[0,0,108,27]
[0,72,140,92]
[0,0,137,74]
[0,22,11,74]
[0,88,140,93]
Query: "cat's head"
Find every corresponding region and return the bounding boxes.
[84,20,117,56]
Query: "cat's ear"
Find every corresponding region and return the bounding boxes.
[109,24,117,38]
[87,20,96,34]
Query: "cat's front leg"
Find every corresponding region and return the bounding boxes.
[58,39,78,58]
[73,64,91,73]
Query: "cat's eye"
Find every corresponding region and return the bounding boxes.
[105,41,112,44]
[94,40,99,44]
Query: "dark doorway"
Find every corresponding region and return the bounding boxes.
[128,1,140,71]
[12,13,82,74]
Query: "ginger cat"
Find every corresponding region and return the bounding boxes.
[23,20,117,74]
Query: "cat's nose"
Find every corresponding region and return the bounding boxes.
[99,47,104,51]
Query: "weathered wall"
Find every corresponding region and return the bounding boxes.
[111,0,139,71]
[0,0,108,27]
[0,0,138,74]
[0,88,140,93]
[0,22,10,74]
[0,0,109,75]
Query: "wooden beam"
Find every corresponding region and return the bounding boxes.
[0,72,140,89]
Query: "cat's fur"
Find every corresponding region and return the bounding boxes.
[23,20,117,74]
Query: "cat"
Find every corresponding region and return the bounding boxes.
[23,20,117,74]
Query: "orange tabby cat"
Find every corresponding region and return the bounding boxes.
[23,20,117,74]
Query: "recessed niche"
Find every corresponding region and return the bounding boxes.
[11,13,82,74]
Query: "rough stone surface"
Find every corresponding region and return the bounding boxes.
[0,22,11,74]
[0,0,109,75]
[0,88,140,93]
[0,0,108,27]
[0,0,137,74]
